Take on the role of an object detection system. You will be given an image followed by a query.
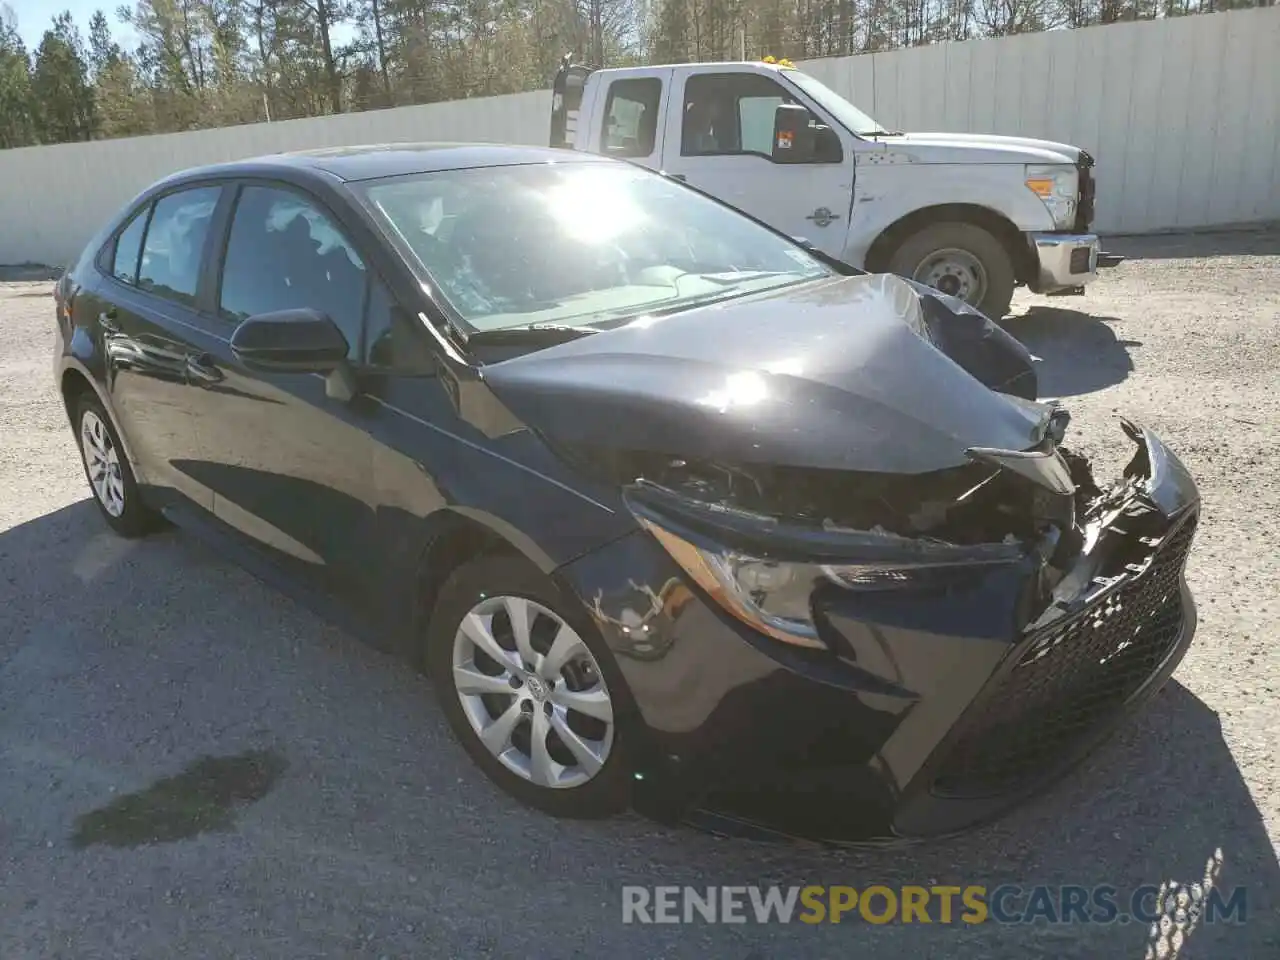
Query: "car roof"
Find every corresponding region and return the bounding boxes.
[160,143,610,188]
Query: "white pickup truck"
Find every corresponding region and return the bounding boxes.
[551,57,1117,319]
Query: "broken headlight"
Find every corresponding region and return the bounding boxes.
[638,514,1021,651]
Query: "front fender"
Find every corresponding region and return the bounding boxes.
[844,161,1053,266]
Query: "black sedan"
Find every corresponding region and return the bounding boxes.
[52,144,1199,842]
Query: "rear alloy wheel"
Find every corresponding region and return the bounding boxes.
[889,221,1016,320]
[427,556,631,817]
[74,395,161,537]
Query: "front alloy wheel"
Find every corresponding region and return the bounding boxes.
[427,555,631,818]
[453,595,615,790]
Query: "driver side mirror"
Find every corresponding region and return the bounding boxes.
[230,308,349,373]
[772,103,814,164]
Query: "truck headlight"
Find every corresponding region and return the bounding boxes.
[1025,164,1078,230]
[637,515,1021,651]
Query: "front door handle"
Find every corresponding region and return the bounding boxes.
[99,310,120,335]
[805,207,841,228]
[668,173,688,182]
[186,353,224,385]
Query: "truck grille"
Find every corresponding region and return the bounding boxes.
[931,514,1196,799]
[1075,151,1096,232]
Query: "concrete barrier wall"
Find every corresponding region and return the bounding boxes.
[1,6,1277,266]
[0,88,551,267]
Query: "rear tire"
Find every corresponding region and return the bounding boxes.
[889,221,1016,320]
[73,393,162,538]
[425,554,632,819]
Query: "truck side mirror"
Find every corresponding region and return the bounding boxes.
[772,103,814,163]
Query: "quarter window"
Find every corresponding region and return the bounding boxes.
[601,78,661,158]
[138,186,221,305]
[111,207,149,284]
[219,185,367,359]
[365,278,435,372]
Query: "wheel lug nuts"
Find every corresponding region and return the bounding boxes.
[508,675,522,689]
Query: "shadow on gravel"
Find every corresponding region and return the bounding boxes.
[71,749,287,848]
[1104,228,1280,261]
[2,500,1276,958]
[1009,306,1135,397]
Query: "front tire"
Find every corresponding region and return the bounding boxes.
[889,221,1016,320]
[73,393,161,538]
[425,554,632,818]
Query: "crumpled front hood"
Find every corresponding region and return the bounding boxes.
[880,131,1082,165]
[482,273,1049,475]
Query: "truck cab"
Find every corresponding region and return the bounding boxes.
[551,57,1109,319]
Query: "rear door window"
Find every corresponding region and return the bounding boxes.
[601,78,662,159]
[138,186,222,305]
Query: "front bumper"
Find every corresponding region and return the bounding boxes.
[1028,232,1101,293]
[560,424,1199,844]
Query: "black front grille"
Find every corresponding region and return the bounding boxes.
[1075,151,1096,232]
[931,515,1196,799]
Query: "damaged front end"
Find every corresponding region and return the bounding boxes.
[575,416,1199,841]
[575,403,1099,652]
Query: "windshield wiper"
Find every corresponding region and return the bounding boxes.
[696,270,793,286]
[466,323,596,346]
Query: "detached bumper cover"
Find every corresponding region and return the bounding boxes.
[562,425,1199,844]
[1029,232,1101,292]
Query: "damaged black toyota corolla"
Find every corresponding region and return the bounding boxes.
[54,145,1198,842]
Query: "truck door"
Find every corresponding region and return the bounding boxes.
[659,67,854,259]
[589,68,673,170]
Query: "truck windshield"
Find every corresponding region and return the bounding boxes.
[359,162,833,333]
[783,70,891,138]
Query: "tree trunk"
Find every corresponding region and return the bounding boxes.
[316,0,341,113]
[372,0,391,97]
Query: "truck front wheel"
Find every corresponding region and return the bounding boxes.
[888,221,1016,320]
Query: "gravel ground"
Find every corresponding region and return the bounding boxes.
[1,231,1278,958]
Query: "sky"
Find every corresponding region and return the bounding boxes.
[5,0,135,50]
[6,0,358,57]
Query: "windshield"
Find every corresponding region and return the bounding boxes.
[783,70,890,137]
[359,162,833,333]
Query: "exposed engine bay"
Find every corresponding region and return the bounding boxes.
[614,447,1097,546]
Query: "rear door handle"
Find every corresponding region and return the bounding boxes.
[668,173,687,182]
[98,310,120,335]
[186,353,224,385]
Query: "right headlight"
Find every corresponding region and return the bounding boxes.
[1025,164,1078,230]
[637,514,1021,651]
